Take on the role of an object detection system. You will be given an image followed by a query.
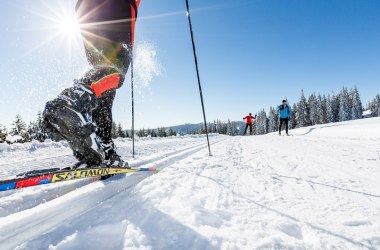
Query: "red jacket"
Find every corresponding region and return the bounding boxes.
[243,115,255,124]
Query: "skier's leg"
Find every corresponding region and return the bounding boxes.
[92,90,116,144]
[244,124,248,135]
[279,118,284,135]
[249,124,252,135]
[44,0,139,166]
[76,0,138,95]
[78,0,139,167]
[285,118,289,135]
[92,89,129,167]
[78,0,137,133]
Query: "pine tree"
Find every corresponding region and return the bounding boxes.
[366,94,379,116]
[290,103,297,129]
[350,86,363,120]
[308,93,318,125]
[0,124,8,143]
[137,128,144,137]
[226,120,232,135]
[216,120,227,135]
[35,111,48,141]
[232,121,239,136]
[168,128,176,136]
[255,110,268,135]
[11,114,27,141]
[326,94,334,123]
[158,127,167,137]
[339,87,350,121]
[153,129,157,137]
[36,111,43,128]
[316,94,323,124]
[146,129,151,137]
[252,115,257,135]
[254,113,260,135]
[268,107,278,132]
[321,95,328,124]
[216,120,221,134]
[332,93,340,122]
[254,113,261,135]
[297,90,309,127]
[348,88,354,120]
[11,114,26,135]
[226,120,238,136]
[374,94,380,117]
[26,121,37,142]
[117,123,126,138]
[209,121,217,133]
[111,121,118,139]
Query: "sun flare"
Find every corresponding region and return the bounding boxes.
[58,15,80,36]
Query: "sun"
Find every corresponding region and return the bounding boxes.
[58,14,81,37]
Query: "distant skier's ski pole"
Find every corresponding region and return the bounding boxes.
[131,47,135,158]
[185,0,212,156]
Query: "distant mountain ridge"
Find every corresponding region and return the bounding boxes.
[125,121,247,135]
[166,121,246,134]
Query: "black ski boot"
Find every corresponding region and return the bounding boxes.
[102,142,129,168]
[99,142,129,180]
[43,80,105,166]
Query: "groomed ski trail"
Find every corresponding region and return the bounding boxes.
[0,139,220,218]
[0,138,224,249]
[0,137,218,180]
[0,119,379,249]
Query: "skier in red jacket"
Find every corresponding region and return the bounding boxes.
[43,0,140,168]
[243,113,255,135]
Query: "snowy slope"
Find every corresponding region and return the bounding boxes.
[0,118,380,249]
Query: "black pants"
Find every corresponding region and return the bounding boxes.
[75,0,138,143]
[244,124,252,135]
[279,118,289,134]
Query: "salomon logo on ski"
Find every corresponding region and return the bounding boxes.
[52,168,111,182]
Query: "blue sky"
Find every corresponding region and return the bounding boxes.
[0,0,379,129]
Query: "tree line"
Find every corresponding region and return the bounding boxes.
[0,112,48,143]
[186,120,241,136]
[0,86,379,142]
[0,115,242,143]
[112,122,178,138]
[0,116,182,143]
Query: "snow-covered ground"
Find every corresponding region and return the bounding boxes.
[0,118,379,249]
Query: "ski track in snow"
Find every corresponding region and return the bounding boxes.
[0,136,222,218]
[0,136,219,180]
[0,119,380,249]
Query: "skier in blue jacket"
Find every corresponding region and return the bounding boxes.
[277,100,291,136]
